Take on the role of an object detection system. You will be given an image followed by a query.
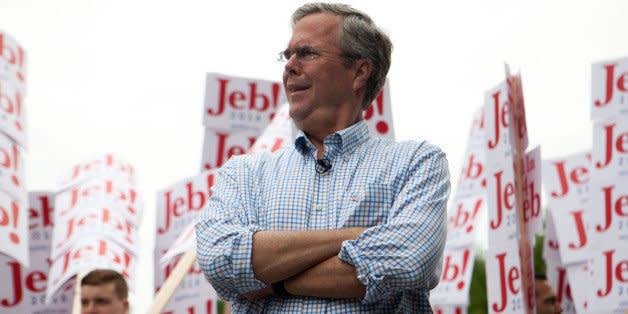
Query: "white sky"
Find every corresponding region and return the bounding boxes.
[1,0,627,312]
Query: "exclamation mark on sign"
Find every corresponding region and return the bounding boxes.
[127,189,137,214]
[9,201,20,244]
[465,198,483,233]
[11,144,19,186]
[364,91,388,134]
[456,249,470,289]
[14,91,22,131]
[269,83,281,121]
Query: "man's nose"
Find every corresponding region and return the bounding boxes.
[284,54,300,75]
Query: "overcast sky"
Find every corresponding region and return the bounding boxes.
[1,0,627,312]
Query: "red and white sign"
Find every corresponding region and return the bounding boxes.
[46,237,136,303]
[591,57,628,120]
[545,262,577,314]
[456,108,487,199]
[51,206,138,259]
[484,81,514,162]
[588,176,628,248]
[154,249,218,314]
[159,222,196,266]
[486,158,519,244]
[55,177,142,226]
[0,31,26,91]
[203,72,285,133]
[430,247,474,305]
[0,133,25,202]
[156,170,216,246]
[248,103,296,156]
[201,129,257,171]
[542,152,591,207]
[587,243,628,313]
[362,80,394,139]
[522,147,542,238]
[445,195,484,248]
[56,153,136,191]
[433,304,467,314]
[591,117,628,178]
[0,191,28,267]
[0,81,26,148]
[485,246,525,314]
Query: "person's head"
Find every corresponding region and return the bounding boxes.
[81,269,129,314]
[282,3,392,132]
[535,274,563,314]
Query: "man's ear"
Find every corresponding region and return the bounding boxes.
[352,59,372,93]
[123,299,129,313]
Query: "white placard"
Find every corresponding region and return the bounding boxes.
[587,243,628,313]
[156,170,217,246]
[591,117,628,178]
[485,244,525,314]
[248,103,296,156]
[549,205,590,266]
[203,72,285,133]
[55,177,143,226]
[591,57,628,120]
[522,147,542,237]
[486,158,519,246]
[545,261,577,314]
[0,190,28,267]
[200,128,258,171]
[542,152,591,208]
[588,175,628,248]
[56,153,136,191]
[484,80,514,162]
[46,237,136,303]
[0,133,25,202]
[0,81,27,148]
[159,221,196,266]
[51,206,138,259]
[362,79,395,139]
[445,195,485,248]
[0,30,26,92]
[430,246,474,305]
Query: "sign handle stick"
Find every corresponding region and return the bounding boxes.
[147,250,197,314]
[72,271,88,314]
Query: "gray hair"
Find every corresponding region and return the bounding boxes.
[291,3,392,110]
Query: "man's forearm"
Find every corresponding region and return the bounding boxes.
[251,228,365,284]
[283,256,366,298]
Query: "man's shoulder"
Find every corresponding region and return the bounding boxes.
[368,137,445,159]
[220,146,297,176]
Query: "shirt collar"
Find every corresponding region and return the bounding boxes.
[294,119,370,157]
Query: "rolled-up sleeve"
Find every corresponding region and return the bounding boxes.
[195,159,267,301]
[338,145,450,304]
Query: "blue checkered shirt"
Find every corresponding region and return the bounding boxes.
[196,120,450,313]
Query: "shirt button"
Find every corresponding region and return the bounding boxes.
[316,205,322,211]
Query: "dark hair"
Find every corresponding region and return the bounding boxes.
[81,269,128,300]
[292,3,392,110]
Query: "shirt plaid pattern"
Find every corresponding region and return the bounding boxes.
[196,120,450,313]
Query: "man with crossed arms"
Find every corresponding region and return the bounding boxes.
[196,3,450,312]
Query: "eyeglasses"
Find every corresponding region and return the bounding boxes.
[278,45,346,63]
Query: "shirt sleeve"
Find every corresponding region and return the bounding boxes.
[195,158,267,301]
[337,144,450,304]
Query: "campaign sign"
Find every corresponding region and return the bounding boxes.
[592,117,628,178]
[456,107,487,199]
[0,133,25,202]
[28,192,55,245]
[522,147,542,237]
[588,175,628,247]
[0,30,26,91]
[486,158,519,245]
[548,204,590,265]
[56,153,136,191]
[542,151,591,208]
[542,209,561,264]
[362,80,394,139]
[46,237,136,303]
[156,170,217,246]
[201,128,258,171]
[566,262,592,314]
[545,262,577,314]
[591,57,628,120]
[484,81,514,162]
[55,177,143,226]
[0,81,26,148]
[154,249,218,314]
[0,191,28,267]
[203,72,285,133]
[485,245,525,314]
[51,206,138,260]
[430,246,474,305]
[588,243,628,313]
[248,102,296,156]
[445,195,484,248]
[159,221,196,266]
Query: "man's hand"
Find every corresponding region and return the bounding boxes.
[237,285,274,301]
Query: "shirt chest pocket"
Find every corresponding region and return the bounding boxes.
[338,183,395,228]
